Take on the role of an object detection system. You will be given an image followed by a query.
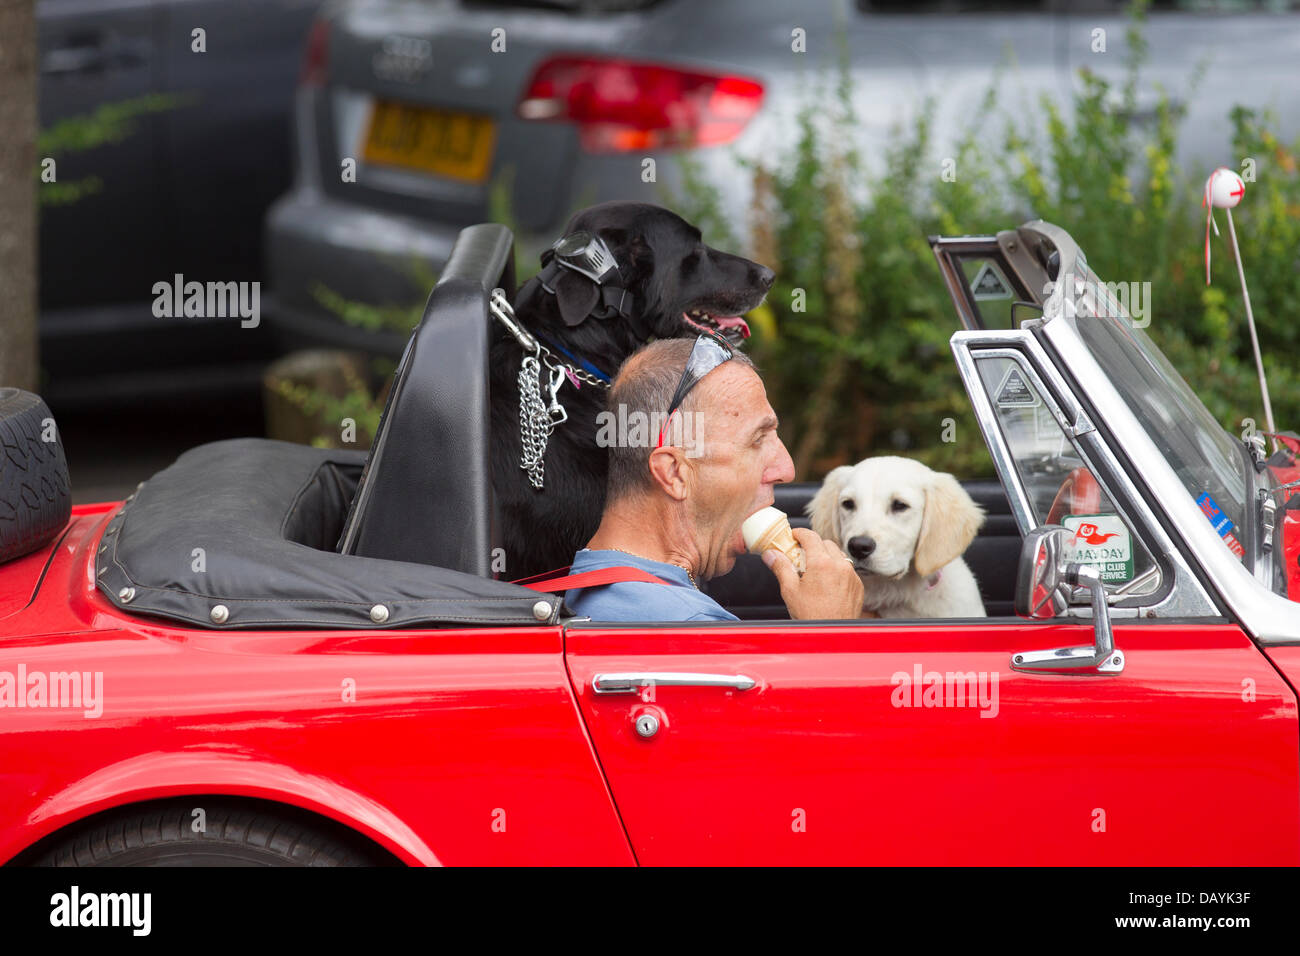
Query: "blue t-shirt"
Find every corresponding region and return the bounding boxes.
[565,549,739,622]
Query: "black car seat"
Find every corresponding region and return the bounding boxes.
[336,223,516,575]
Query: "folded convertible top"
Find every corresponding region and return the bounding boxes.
[95,438,559,629]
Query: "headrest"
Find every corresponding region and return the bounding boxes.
[336,224,516,574]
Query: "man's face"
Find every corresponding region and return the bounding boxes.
[686,363,795,580]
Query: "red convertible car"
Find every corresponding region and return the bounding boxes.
[2,221,1298,866]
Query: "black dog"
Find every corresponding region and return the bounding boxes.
[491,202,774,580]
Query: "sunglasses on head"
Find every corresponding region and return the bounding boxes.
[655,333,735,449]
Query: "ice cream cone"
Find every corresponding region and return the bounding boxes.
[742,507,806,574]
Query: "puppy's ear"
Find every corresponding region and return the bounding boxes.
[914,472,985,578]
[553,270,600,327]
[807,465,853,545]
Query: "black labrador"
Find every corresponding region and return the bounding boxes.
[491,201,775,580]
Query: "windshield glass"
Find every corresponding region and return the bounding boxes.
[1066,263,1251,568]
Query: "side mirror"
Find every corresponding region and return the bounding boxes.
[1011,525,1124,675]
[1013,526,1073,619]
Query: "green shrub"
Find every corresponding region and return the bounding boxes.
[37,93,189,207]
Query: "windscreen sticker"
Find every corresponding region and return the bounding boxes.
[994,366,1039,408]
[970,261,1012,300]
[1062,514,1135,583]
[1196,492,1246,559]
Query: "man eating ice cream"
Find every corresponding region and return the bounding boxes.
[566,334,863,621]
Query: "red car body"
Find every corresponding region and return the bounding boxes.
[5,220,1298,866]
[3,501,1297,866]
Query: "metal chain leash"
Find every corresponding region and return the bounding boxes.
[518,353,557,489]
[490,287,609,489]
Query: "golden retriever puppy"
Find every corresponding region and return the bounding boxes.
[807,456,986,619]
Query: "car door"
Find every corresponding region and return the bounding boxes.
[564,309,1300,865]
[565,615,1298,865]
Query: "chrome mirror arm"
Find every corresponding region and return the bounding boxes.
[1013,555,1125,675]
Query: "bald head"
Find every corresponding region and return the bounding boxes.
[603,338,753,502]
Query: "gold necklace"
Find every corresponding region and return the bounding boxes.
[603,546,699,590]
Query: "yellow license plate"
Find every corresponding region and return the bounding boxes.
[362,101,496,183]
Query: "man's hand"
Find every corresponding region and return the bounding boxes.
[763,527,864,620]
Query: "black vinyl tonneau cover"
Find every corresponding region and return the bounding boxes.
[95,438,556,629]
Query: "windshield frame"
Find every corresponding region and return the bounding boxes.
[1029,225,1299,642]
[1064,260,1257,573]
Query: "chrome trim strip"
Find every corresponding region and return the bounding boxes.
[950,337,1038,535]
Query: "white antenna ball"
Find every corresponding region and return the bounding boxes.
[1205,167,1245,209]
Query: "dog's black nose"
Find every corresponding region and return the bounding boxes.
[847,536,876,560]
[755,265,775,290]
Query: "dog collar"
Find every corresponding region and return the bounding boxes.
[925,569,943,590]
[489,288,609,390]
[536,333,612,385]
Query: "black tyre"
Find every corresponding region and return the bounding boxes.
[28,800,391,867]
[0,388,71,563]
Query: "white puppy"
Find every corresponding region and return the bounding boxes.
[807,456,986,619]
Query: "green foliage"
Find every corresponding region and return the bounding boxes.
[272,356,394,449]
[300,256,438,446]
[667,1,1300,479]
[38,176,104,207]
[310,252,442,335]
[36,93,189,208]
[38,92,187,156]
[310,281,423,335]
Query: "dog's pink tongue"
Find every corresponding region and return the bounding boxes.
[715,316,751,338]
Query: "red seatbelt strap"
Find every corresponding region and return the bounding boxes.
[516,565,674,593]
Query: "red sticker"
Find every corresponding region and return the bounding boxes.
[1221,531,1245,558]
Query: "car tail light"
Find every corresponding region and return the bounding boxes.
[516,55,763,153]
[299,19,330,88]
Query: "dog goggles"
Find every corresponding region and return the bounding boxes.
[546,231,619,284]
[656,333,734,449]
[537,230,633,323]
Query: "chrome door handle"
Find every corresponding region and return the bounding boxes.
[592,672,757,694]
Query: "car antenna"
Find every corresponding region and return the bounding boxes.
[1204,166,1277,453]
